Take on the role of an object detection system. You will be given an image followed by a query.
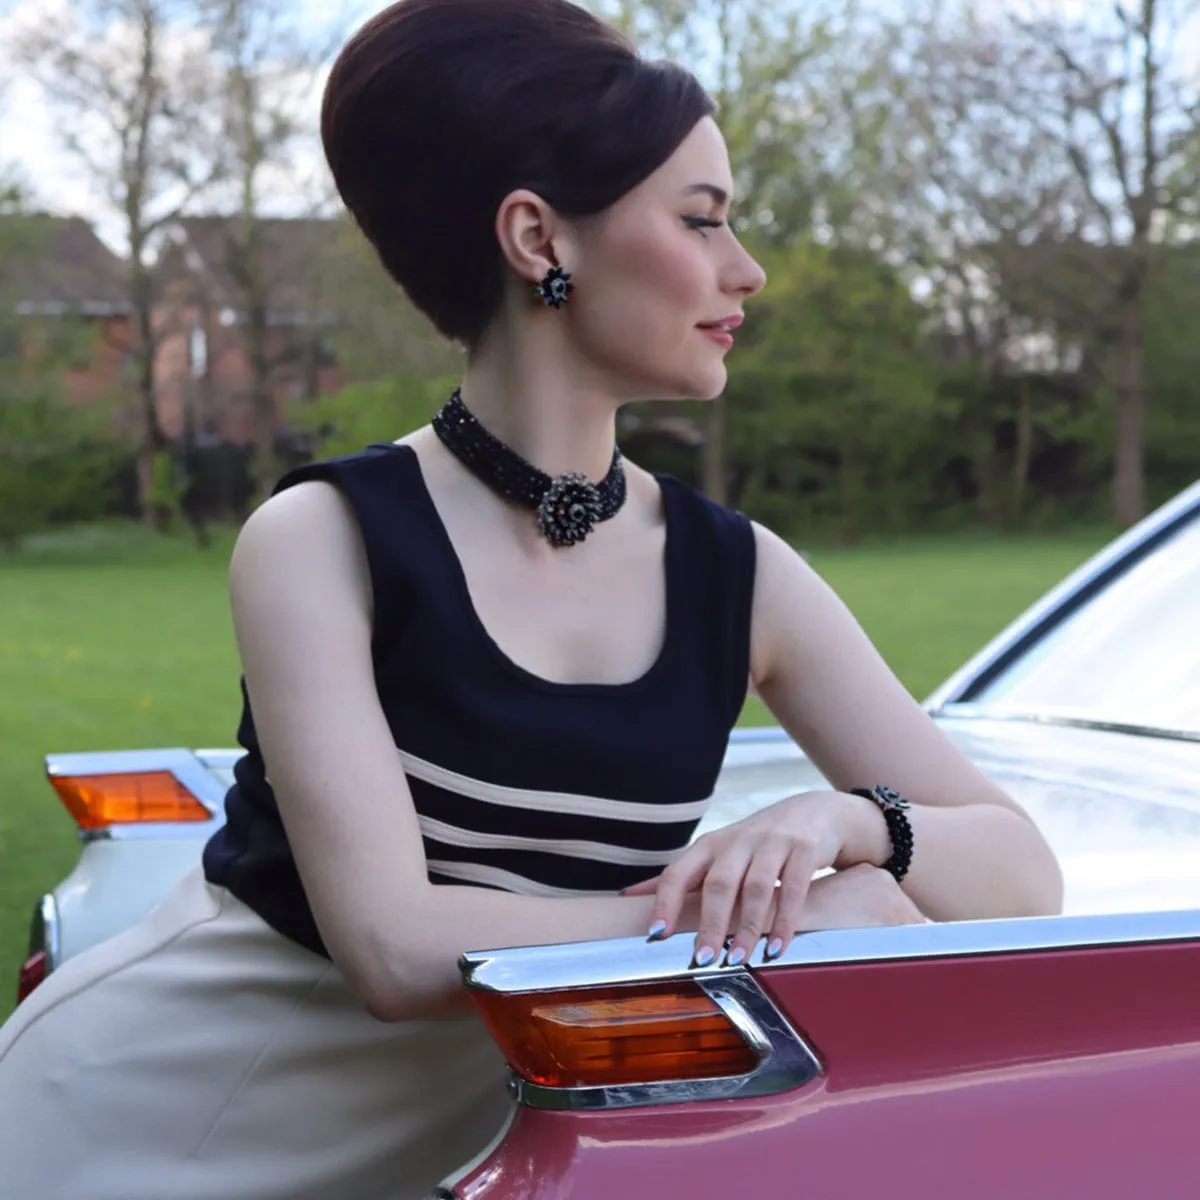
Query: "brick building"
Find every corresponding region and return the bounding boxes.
[0,214,133,412]
[154,217,350,450]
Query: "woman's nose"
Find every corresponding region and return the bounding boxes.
[727,241,767,298]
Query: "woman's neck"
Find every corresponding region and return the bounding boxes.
[458,329,620,484]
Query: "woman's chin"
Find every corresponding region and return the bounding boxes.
[656,365,728,402]
[690,365,729,401]
[615,361,728,403]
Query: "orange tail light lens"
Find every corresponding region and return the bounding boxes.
[471,981,760,1088]
[49,771,212,830]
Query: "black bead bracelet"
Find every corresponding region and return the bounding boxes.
[849,785,914,882]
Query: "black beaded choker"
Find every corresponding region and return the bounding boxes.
[432,389,627,548]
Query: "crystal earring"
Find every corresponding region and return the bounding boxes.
[532,265,574,308]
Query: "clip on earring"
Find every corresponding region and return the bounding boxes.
[533,265,574,308]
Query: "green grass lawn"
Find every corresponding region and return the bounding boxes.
[0,520,1111,1020]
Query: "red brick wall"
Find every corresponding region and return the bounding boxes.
[59,314,133,408]
[154,300,347,446]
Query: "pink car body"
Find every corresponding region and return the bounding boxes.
[440,911,1200,1199]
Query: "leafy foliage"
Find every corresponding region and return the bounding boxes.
[724,238,945,539]
[296,371,459,460]
[0,187,121,550]
[0,379,120,552]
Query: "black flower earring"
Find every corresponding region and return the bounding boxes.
[533,265,574,308]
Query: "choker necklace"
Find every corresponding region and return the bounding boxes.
[432,388,627,548]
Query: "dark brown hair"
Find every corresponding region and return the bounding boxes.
[321,0,714,346]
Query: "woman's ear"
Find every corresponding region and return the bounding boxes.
[494,188,569,286]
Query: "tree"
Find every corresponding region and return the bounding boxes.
[725,236,943,540]
[10,0,224,527]
[0,189,118,551]
[1140,241,1200,503]
[842,3,1091,524]
[194,0,344,502]
[1011,0,1200,524]
[0,376,120,552]
[296,371,458,461]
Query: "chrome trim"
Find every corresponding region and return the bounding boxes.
[45,748,228,841]
[726,726,791,745]
[29,894,61,972]
[134,737,799,768]
[925,479,1200,711]
[41,894,61,970]
[506,970,822,1111]
[461,907,1200,996]
[194,749,243,770]
[937,703,1200,745]
[79,821,222,844]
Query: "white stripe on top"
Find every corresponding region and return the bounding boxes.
[417,813,686,867]
[398,748,712,825]
[425,860,617,897]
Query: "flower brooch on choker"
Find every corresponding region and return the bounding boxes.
[431,389,626,548]
[536,473,605,547]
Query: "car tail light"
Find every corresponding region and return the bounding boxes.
[471,979,761,1089]
[48,770,212,830]
[17,950,47,1004]
[462,946,823,1110]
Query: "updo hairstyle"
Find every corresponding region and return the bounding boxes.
[320,0,714,346]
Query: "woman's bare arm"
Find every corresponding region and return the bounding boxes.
[231,481,670,1021]
[748,523,1064,923]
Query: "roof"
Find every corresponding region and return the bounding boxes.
[0,214,130,314]
[169,216,354,323]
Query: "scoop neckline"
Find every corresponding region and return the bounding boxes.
[372,442,681,696]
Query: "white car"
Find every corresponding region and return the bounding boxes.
[17,479,1200,1004]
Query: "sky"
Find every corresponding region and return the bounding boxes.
[0,0,1180,252]
[0,0,378,246]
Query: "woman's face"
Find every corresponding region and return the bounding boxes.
[563,117,767,401]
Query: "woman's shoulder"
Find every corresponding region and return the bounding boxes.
[229,475,374,642]
[242,439,429,545]
[234,439,429,574]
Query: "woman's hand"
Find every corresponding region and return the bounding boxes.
[799,864,927,931]
[623,789,891,966]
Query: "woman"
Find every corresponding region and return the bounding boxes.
[0,0,1063,1196]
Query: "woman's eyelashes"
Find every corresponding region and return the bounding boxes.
[683,215,725,237]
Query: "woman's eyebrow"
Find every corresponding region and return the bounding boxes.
[682,183,732,207]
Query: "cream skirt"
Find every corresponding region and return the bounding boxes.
[0,867,512,1200]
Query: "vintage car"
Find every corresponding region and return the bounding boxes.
[17,478,1200,1198]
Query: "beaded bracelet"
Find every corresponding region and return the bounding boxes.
[849,785,914,882]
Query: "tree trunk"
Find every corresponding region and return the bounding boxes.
[975,432,1004,527]
[1114,0,1154,530]
[1010,376,1034,523]
[132,261,167,529]
[250,300,276,505]
[838,440,863,546]
[1112,290,1147,527]
[701,394,728,505]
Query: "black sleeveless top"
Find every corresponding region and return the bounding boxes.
[203,444,757,958]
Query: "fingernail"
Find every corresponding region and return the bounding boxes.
[647,920,667,941]
[765,938,783,960]
[693,945,716,968]
[726,946,746,967]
